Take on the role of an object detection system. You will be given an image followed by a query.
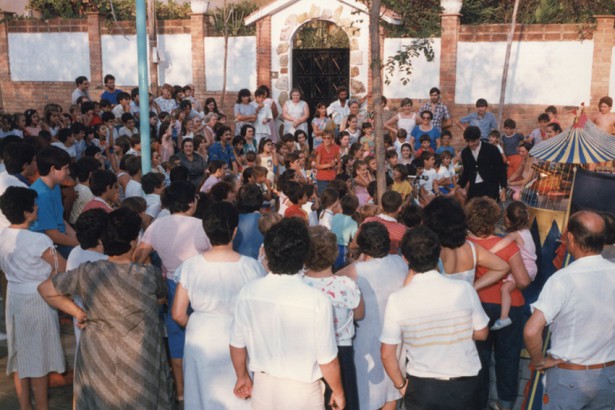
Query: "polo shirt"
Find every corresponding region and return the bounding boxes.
[459,111,498,140]
[230,273,338,383]
[362,214,407,254]
[380,270,489,378]
[531,255,615,365]
[101,89,123,105]
[30,178,66,234]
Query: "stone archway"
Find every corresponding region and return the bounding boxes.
[274,5,366,107]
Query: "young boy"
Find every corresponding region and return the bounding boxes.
[112,91,132,122]
[385,150,399,180]
[527,113,550,146]
[501,119,525,178]
[330,194,359,269]
[253,88,273,145]
[435,130,455,156]
[590,96,615,135]
[51,128,77,160]
[141,172,165,228]
[119,113,137,138]
[82,169,118,213]
[124,155,144,198]
[69,156,101,225]
[415,134,435,158]
[488,130,507,163]
[30,147,79,256]
[283,181,308,221]
[394,128,409,157]
[127,134,141,156]
[457,98,498,141]
[545,105,559,124]
[418,151,439,206]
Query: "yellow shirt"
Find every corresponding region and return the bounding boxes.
[392,180,412,200]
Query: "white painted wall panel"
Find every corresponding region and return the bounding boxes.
[383,38,441,99]
[101,35,145,86]
[204,36,256,91]
[455,41,593,106]
[8,32,90,81]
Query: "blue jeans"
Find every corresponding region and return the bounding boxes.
[476,303,524,409]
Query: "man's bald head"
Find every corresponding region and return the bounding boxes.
[568,211,606,254]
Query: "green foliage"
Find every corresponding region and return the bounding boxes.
[27,0,191,21]
[383,0,442,38]
[293,20,349,49]
[460,0,615,25]
[209,0,257,37]
[383,38,434,85]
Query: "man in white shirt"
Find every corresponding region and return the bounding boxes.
[71,76,91,105]
[380,225,489,409]
[524,211,615,409]
[230,218,345,410]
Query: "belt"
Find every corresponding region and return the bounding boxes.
[556,361,615,371]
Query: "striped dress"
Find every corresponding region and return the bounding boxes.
[52,261,176,409]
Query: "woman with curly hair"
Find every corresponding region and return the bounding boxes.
[422,196,508,289]
[465,196,531,410]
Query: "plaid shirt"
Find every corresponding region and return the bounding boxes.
[419,101,450,129]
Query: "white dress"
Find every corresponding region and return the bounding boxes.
[354,254,407,409]
[176,254,265,410]
[397,113,416,136]
[283,100,308,134]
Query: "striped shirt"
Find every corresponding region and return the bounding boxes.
[380,270,489,378]
[362,214,408,254]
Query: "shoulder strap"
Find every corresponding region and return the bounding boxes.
[468,241,477,270]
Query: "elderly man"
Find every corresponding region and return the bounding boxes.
[380,225,489,409]
[524,211,615,409]
[230,218,345,410]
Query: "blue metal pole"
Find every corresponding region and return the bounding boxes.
[136,0,151,173]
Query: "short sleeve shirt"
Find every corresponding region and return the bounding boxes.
[314,144,340,181]
[30,178,66,234]
[0,228,54,291]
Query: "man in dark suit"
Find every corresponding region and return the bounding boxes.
[457,126,507,201]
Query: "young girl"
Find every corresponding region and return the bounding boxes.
[24,109,42,137]
[318,187,340,229]
[311,102,329,149]
[256,138,278,186]
[359,122,375,156]
[294,130,309,158]
[158,122,175,163]
[353,159,373,206]
[203,97,220,116]
[391,164,412,201]
[436,151,456,197]
[489,201,538,330]
[335,131,351,157]
[399,143,413,166]
[344,114,361,145]
[42,106,63,138]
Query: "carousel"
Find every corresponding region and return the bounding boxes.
[520,108,615,410]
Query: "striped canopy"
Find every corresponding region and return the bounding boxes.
[530,113,615,164]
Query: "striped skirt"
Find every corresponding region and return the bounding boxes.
[6,291,66,378]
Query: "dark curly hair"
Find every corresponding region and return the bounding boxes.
[423,197,467,248]
[162,181,196,214]
[504,201,530,233]
[237,183,263,213]
[264,218,310,275]
[305,226,338,272]
[202,201,238,246]
[75,209,109,249]
[465,197,501,237]
[102,208,142,256]
[0,186,37,224]
[357,222,390,258]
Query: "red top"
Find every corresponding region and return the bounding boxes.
[284,204,308,221]
[315,144,340,181]
[468,235,524,307]
[362,216,408,254]
[82,198,113,214]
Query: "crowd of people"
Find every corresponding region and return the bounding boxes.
[0,74,613,410]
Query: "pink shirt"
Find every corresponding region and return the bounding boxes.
[141,214,211,280]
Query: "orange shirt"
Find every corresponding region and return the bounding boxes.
[315,144,340,181]
[284,204,308,221]
[468,236,524,307]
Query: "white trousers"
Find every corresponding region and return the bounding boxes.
[251,372,325,410]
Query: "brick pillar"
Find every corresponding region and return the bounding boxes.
[256,16,272,90]
[440,13,461,104]
[191,13,207,100]
[589,15,615,108]
[0,12,15,111]
[86,12,103,87]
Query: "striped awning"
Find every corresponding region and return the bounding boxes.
[530,114,615,164]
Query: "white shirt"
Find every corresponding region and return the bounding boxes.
[51,141,77,158]
[319,209,334,229]
[531,255,615,365]
[69,183,94,225]
[326,99,350,126]
[380,270,489,378]
[420,168,438,193]
[144,193,161,219]
[471,141,484,183]
[125,179,143,198]
[67,247,107,271]
[0,171,27,228]
[230,273,338,383]
[0,228,54,293]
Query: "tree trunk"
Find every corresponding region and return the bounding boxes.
[497,0,520,128]
[369,0,385,203]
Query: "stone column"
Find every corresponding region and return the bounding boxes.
[86,12,103,87]
[191,13,207,100]
[256,16,272,90]
[439,13,461,104]
[590,15,615,107]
